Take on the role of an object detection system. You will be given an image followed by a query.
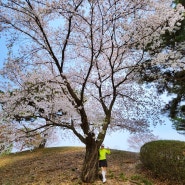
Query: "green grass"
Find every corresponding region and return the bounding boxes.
[131,174,153,185]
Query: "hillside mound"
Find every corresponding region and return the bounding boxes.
[0,147,169,185]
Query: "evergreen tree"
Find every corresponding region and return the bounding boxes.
[139,0,185,134]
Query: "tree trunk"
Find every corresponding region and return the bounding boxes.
[38,138,47,149]
[38,134,48,149]
[81,141,99,183]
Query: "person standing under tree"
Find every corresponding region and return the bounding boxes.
[99,144,111,183]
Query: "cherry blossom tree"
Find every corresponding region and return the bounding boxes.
[0,123,13,155]
[127,132,159,152]
[0,0,184,183]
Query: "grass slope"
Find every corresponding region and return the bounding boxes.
[0,147,168,185]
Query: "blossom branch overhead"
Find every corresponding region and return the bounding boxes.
[0,0,184,150]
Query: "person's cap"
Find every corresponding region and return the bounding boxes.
[101,144,104,147]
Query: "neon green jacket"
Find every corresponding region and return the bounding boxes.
[99,148,111,160]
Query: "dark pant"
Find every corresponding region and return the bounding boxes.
[99,159,107,167]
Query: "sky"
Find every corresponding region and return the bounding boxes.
[1,36,185,153]
[0,37,6,68]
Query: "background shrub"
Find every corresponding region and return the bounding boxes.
[140,140,185,183]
